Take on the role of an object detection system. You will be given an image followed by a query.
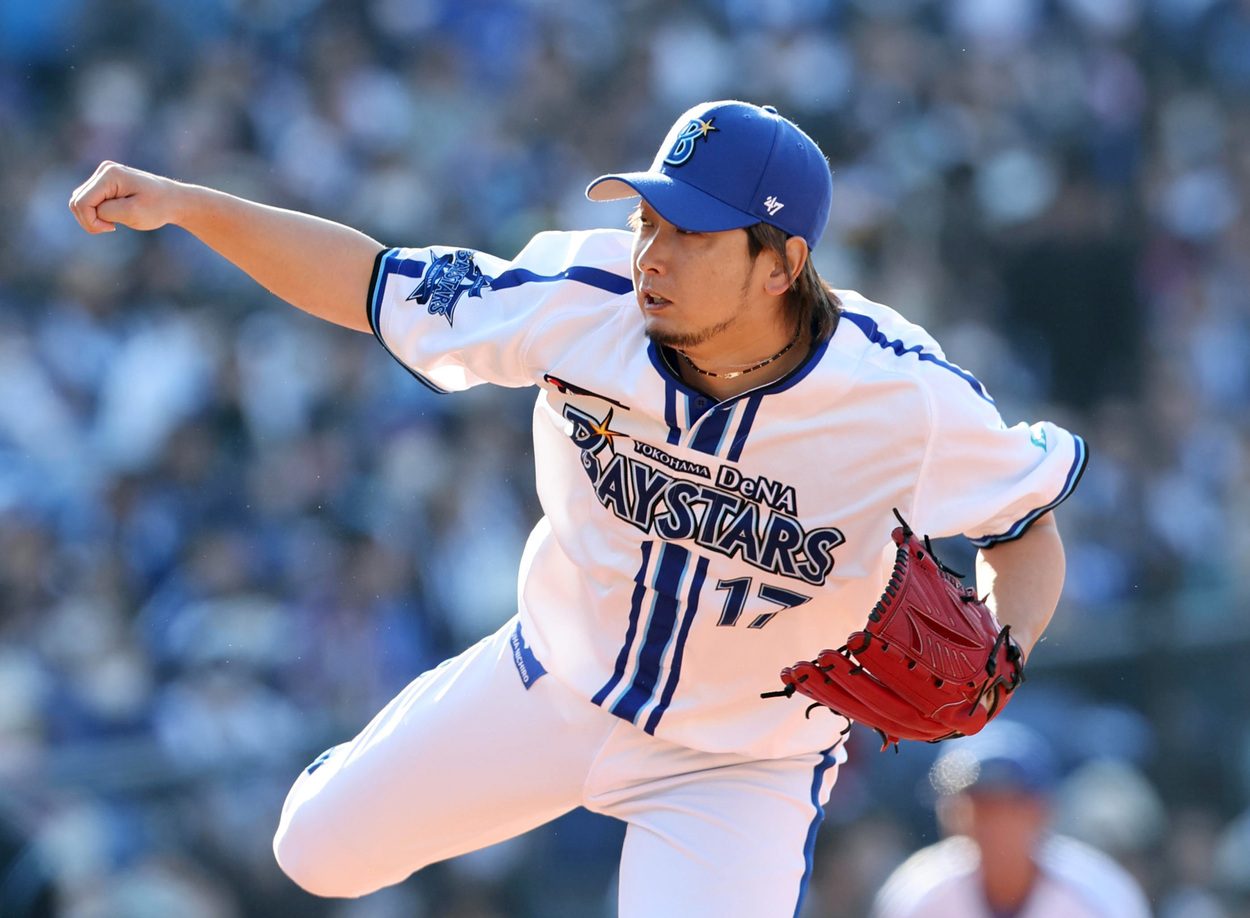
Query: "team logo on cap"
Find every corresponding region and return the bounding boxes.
[664,117,718,166]
[407,249,493,326]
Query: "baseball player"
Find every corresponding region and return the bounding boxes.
[872,721,1152,918]
[69,100,1084,916]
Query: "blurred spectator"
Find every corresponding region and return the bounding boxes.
[872,721,1151,918]
[0,809,55,917]
[1,0,1248,912]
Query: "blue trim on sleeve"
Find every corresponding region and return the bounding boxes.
[842,310,994,404]
[367,247,450,395]
[367,247,631,393]
[793,746,839,918]
[490,265,632,295]
[389,257,428,279]
[969,435,1089,548]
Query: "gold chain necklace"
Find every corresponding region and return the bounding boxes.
[678,331,802,380]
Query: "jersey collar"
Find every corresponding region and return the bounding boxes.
[646,328,834,410]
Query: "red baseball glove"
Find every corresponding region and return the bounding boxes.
[766,511,1025,751]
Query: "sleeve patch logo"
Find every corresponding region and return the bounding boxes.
[407,250,493,325]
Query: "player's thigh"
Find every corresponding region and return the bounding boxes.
[613,747,840,918]
[274,620,610,897]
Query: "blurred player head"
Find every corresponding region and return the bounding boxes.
[930,720,1059,863]
[586,101,840,350]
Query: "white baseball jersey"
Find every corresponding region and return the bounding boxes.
[366,228,1087,760]
[871,835,1152,918]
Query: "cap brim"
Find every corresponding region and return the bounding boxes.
[586,172,756,233]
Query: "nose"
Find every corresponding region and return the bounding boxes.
[634,225,667,276]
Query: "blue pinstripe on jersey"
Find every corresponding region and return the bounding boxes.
[689,402,735,455]
[969,434,1089,547]
[726,394,763,461]
[591,542,655,707]
[643,554,710,734]
[684,389,715,425]
[663,381,681,445]
[610,543,691,723]
[841,310,994,404]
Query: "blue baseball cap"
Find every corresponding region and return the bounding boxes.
[930,721,1059,797]
[586,100,833,246]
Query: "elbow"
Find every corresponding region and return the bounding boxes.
[1030,510,1060,536]
[1021,510,1064,563]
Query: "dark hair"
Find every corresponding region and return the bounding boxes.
[745,223,841,342]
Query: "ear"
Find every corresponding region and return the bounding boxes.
[761,236,810,297]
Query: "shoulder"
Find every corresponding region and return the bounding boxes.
[384,228,633,289]
[511,228,633,274]
[834,291,992,402]
[830,290,995,415]
[1038,835,1151,916]
[873,837,979,917]
[834,291,944,355]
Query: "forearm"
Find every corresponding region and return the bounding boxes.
[975,513,1065,660]
[171,184,384,333]
[70,162,386,332]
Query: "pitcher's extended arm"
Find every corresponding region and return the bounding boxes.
[69,161,384,332]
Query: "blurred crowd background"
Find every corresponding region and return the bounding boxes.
[2,0,1249,915]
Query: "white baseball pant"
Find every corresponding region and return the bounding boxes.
[273,618,842,917]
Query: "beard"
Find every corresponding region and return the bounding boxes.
[643,314,737,350]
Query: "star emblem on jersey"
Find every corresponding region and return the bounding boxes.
[563,404,629,455]
[407,250,493,326]
[664,117,717,166]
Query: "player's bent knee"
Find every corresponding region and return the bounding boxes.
[273,828,364,898]
[274,807,396,899]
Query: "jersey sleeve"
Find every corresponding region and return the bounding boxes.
[365,229,633,392]
[913,365,1088,547]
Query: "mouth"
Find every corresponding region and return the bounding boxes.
[640,291,673,311]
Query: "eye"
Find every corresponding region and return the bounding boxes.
[676,227,701,236]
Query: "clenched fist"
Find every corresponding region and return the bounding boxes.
[68,161,185,234]
[67,160,383,332]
